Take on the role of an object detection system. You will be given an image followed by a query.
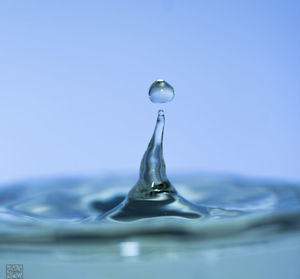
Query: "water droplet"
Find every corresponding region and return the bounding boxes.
[149,80,175,103]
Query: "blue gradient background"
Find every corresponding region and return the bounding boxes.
[0,0,299,184]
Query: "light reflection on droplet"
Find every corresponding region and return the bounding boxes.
[149,79,175,103]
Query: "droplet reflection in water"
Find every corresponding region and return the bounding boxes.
[149,79,175,103]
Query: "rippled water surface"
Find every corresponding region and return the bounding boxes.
[0,174,299,257]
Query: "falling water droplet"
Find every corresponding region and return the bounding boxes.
[149,80,175,103]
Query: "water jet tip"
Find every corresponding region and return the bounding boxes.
[158,109,164,116]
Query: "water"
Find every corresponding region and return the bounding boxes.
[1,173,300,278]
[148,79,175,103]
[97,109,207,221]
[0,80,300,277]
[0,174,300,248]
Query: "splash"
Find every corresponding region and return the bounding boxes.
[99,109,207,221]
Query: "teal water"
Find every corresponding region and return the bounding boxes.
[0,174,299,245]
[0,173,300,279]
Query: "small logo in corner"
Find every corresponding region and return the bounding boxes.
[6,264,23,279]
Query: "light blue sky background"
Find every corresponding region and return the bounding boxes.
[0,0,299,184]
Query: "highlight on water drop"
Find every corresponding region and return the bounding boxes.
[149,79,175,103]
